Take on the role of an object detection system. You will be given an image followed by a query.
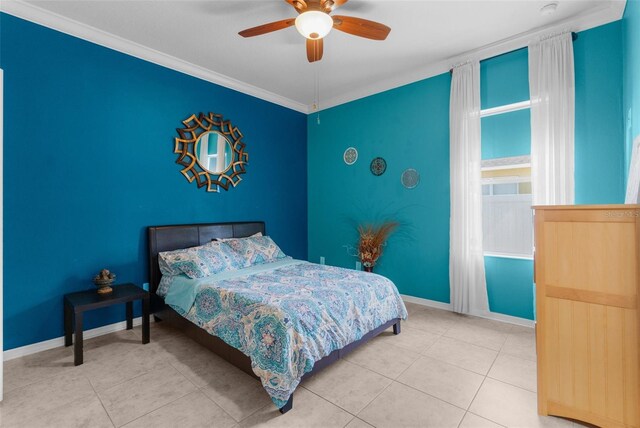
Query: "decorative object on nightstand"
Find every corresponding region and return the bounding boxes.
[93,268,115,294]
[357,221,398,272]
[370,157,387,176]
[64,283,150,366]
[343,147,358,165]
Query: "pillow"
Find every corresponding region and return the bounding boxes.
[159,241,245,279]
[157,273,182,298]
[223,235,287,267]
[215,231,262,241]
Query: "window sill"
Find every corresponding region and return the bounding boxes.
[484,252,533,261]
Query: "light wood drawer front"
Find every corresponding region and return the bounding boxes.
[543,221,636,298]
[543,297,638,427]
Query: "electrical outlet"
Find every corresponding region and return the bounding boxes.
[142,282,149,291]
[319,256,325,265]
[355,261,362,271]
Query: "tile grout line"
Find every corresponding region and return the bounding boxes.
[87,359,161,394]
[393,374,479,414]
[485,374,537,394]
[86,372,118,428]
[458,344,507,428]
[349,379,395,426]
[387,316,519,423]
[235,400,274,424]
[190,384,239,425]
[298,385,360,419]
[342,344,419,382]
[466,410,509,428]
[101,362,198,427]
[164,359,243,424]
[385,377,474,422]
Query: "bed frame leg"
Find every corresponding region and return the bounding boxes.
[393,321,401,335]
[279,395,293,414]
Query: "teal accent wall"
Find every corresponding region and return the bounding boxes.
[481,109,531,160]
[574,21,625,204]
[1,14,307,350]
[623,0,640,182]
[308,74,452,303]
[308,23,626,320]
[480,48,530,109]
[484,257,534,320]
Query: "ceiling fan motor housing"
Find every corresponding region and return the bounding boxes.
[238,0,391,63]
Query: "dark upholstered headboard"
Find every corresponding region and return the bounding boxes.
[147,221,265,294]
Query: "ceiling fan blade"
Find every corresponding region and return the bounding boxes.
[332,15,390,40]
[321,0,348,12]
[306,38,324,63]
[284,0,307,13]
[238,19,295,37]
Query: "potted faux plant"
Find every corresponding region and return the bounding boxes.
[357,221,398,272]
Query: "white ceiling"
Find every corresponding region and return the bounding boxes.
[4,0,626,112]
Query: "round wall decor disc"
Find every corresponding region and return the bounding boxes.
[343,147,358,165]
[370,157,387,176]
[401,168,420,189]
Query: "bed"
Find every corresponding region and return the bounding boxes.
[147,221,407,414]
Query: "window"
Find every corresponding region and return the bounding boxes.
[481,156,533,258]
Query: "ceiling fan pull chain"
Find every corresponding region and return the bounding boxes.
[315,63,321,125]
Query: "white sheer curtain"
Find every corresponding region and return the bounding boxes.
[529,32,575,205]
[449,61,489,315]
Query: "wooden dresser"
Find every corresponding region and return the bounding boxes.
[534,205,640,428]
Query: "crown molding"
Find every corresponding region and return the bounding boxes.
[0,0,309,114]
[1,0,625,114]
[318,0,626,111]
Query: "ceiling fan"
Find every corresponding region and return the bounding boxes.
[238,0,391,63]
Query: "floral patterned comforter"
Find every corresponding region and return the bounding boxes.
[169,260,407,408]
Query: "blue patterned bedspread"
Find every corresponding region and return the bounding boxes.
[166,260,407,408]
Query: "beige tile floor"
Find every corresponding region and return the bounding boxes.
[0,302,580,428]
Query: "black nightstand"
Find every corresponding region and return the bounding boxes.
[64,283,150,366]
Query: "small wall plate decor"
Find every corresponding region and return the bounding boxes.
[343,147,358,165]
[401,168,420,189]
[370,157,387,176]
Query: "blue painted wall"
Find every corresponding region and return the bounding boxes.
[574,22,625,203]
[484,257,534,320]
[623,0,640,182]
[480,48,530,109]
[308,75,452,303]
[481,109,531,160]
[1,14,307,350]
[308,22,625,320]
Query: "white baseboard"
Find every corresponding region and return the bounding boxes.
[4,317,144,361]
[472,310,535,328]
[401,294,452,311]
[401,294,535,328]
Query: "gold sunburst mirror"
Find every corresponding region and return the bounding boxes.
[174,112,249,192]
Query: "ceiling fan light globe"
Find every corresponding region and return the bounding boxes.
[295,11,333,39]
